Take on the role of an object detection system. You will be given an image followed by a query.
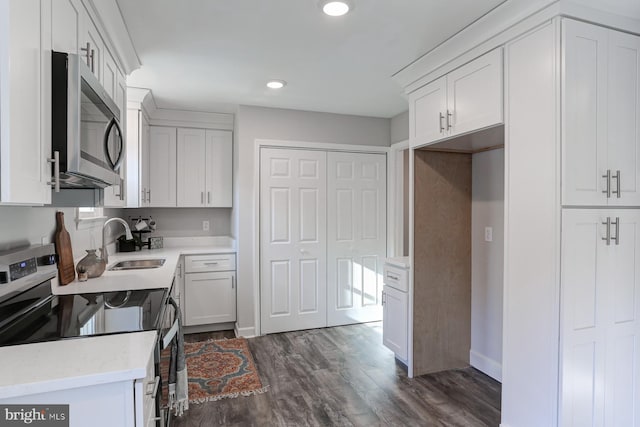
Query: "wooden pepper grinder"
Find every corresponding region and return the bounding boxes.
[54,211,76,285]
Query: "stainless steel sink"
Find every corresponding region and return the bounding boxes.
[108,258,166,271]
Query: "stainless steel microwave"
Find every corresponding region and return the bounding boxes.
[51,51,124,189]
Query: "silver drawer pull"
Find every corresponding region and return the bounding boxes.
[204,262,219,265]
[146,376,160,399]
[387,274,400,281]
[602,170,611,198]
[612,217,620,245]
[612,170,621,198]
[602,217,611,246]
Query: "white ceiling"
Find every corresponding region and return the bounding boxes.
[117,0,508,118]
[117,0,640,118]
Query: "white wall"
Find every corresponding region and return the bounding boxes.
[0,206,124,255]
[471,149,504,381]
[123,208,231,237]
[390,110,409,144]
[234,105,391,335]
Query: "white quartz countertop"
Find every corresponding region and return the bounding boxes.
[0,331,156,399]
[385,256,411,269]
[52,240,235,295]
[0,238,237,400]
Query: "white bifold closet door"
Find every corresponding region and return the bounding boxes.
[260,148,328,334]
[327,152,386,326]
[260,148,387,334]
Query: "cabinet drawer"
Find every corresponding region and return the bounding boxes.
[383,264,408,292]
[185,253,236,273]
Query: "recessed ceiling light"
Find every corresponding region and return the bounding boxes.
[320,1,351,17]
[266,80,286,89]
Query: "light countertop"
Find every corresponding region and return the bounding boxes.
[0,331,157,400]
[52,237,235,295]
[385,256,411,269]
[0,237,236,400]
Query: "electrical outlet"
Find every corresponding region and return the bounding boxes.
[41,236,51,245]
[484,227,493,242]
[202,220,210,231]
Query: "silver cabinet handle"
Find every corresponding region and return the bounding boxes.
[47,151,60,192]
[602,217,611,246]
[602,169,611,198]
[387,274,399,281]
[382,291,386,305]
[208,191,211,204]
[90,49,95,73]
[231,276,235,289]
[439,112,445,133]
[612,170,621,198]
[147,189,151,204]
[201,191,204,204]
[141,188,146,203]
[204,262,219,266]
[81,42,91,67]
[177,263,182,278]
[447,110,453,130]
[146,376,160,398]
[612,217,620,245]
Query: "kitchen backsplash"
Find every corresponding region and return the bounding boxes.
[0,206,125,255]
[123,208,232,237]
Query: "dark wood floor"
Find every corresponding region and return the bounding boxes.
[174,323,501,426]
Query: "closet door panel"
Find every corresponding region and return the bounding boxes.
[260,148,327,334]
[327,152,386,327]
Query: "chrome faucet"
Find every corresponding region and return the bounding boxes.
[102,217,133,265]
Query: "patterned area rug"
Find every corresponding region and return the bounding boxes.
[174,338,268,403]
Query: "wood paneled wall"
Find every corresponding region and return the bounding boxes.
[413,150,472,376]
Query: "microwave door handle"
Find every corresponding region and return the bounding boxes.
[103,118,124,171]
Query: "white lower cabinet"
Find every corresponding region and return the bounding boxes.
[561,209,640,426]
[382,285,408,362]
[382,261,409,363]
[183,254,236,327]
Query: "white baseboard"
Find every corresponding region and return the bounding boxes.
[234,324,256,338]
[470,349,502,382]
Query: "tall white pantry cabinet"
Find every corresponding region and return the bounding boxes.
[560,19,640,427]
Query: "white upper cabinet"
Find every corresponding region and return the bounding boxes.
[205,130,233,207]
[79,5,103,82]
[176,128,207,207]
[0,0,52,205]
[148,126,177,207]
[409,48,503,148]
[410,76,447,146]
[51,0,81,55]
[562,19,640,206]
[177,128,233,207]
[103,48,117,101]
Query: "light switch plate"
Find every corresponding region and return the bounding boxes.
[202,220,210,231]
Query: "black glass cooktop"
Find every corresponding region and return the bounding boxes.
[0,280,167,347]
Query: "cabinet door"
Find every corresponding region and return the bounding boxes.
[561,209,640,427]
[447,47,503,137]
[205,130,233,207]
[51,0,81,54]
[103,48,117,101]
[148,126,176,207]
[80,5,103,81]
[185,271,236,326]
[562,20,609,206]
[382,285,408,361]
[176,128,206,207]
[608,31,640,206]
[409,76,447,148]
[0,0,52,204]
